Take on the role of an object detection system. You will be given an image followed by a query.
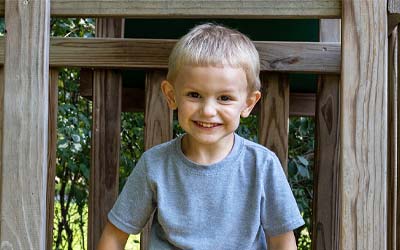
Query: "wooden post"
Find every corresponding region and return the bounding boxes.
[397,24,400,250]
[312,19,340,250]
[0,0,50,249]
[341,1,388,249]
[0,67,2,215]
[88,18,124,250]
[388,25,398,250]
[46,69,59,250]
[258,73,290,173]
[141,70,173,250]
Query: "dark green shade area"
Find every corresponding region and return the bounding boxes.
[123,19,319,93]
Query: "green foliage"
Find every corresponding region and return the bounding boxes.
[119,112,145,190]
[52,18,95,250]
[288,117,315,250]
[55,67,92,250]
[288,117,314,230]
[51,18,95,37]
[54,202,88,250]
[52,18,144,250]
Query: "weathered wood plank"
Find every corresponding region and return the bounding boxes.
[397,25,400,250]
[341,1,388,250]
[79,68,93,98]
[388,26,398,250]
[288,93,315,117]
[80,75,315,116]
[258,73,289,173]
[389,0,400,14]
[313,74,340,250]
[312,19,340,250]
[0,38,341,73]
[0,0,342,18]
[141,70,172,250]
[0,67,3,239]
[0,0,50,249]
[46,69,59,250]
[88,18,124,250]
[88,69,122,250]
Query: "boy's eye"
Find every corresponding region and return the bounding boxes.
[187,92,200,98]
[219,95,232,101]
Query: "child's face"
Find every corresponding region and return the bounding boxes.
[162,65,260,148]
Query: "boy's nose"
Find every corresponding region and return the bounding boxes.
[201,100,217,117]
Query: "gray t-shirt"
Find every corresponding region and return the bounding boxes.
[108,134,304,250]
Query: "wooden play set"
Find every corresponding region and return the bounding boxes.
[0,1,397,250]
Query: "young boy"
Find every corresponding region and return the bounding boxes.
[98,23,304,250]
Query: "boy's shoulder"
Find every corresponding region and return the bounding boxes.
[141,137,178,160]
[236,134,283,172]
[239,135,278,159]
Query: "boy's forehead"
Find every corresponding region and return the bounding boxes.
[173,65,250,90]
[177,65,243,78]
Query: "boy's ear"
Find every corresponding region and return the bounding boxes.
[161,80,178,110]
[241,91,261,118]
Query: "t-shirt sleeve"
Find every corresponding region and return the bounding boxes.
[108,156,156,234]
[261,153,305,237]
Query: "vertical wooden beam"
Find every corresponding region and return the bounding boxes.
[312,19,340,250]
[0,66,3,242]
[397,24,400,250]
[1,0,50,249]
[89,69,122,250]
[341,1,388,250]
[141,70,172,250]
[46,69,59,250]
[88,18,124,250]
[258,73,290,173]
[388,25,398,250]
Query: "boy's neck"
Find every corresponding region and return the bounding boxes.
[181,133,235,165]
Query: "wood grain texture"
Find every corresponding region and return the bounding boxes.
[313,75,340,250]
[89,69,122,250]
[46,69,59,250]
[88,18,124,250]
[0,0,342,18]
[388,26,398,250]
[341,1,388,249]
[0,38,341,73]
[79,68,93,97]
[1,0,50,249]
[81,78,315,116]
[141,70,172,250]
[288,93,316,117]
[0,67,3,241]
[51,0,341,18]
[389,0,400,14]
[312,19,340,250]
[397,25,400,250]
[258,73,289,173]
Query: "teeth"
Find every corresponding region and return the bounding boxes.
[197,121,218,128]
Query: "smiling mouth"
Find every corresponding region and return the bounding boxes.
[195,121,221,128]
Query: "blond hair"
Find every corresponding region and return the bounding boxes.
[167,23,261,91]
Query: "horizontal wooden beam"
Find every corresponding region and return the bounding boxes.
[0,38,340,73]
[289,92,316,117]
[80,79,315,116]
[0,0,342,18]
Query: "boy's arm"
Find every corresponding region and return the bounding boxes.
[267,231,297,250]
[97,221,129,250]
